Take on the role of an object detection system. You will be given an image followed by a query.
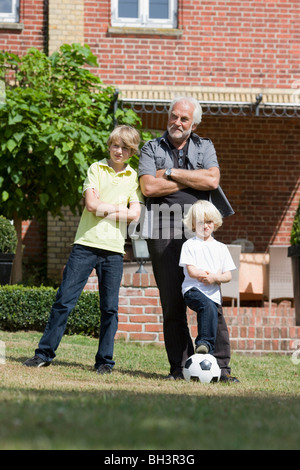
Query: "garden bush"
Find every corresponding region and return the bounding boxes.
[0,285,100,337]
[0,215,17,253]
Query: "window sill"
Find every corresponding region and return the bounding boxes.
[108,26,183,38]
[0,22,24,31]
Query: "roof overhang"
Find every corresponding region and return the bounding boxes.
[118,85,300,118]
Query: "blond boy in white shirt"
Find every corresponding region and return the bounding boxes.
[179,200,236,355]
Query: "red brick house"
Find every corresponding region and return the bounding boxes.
[1,0,300,352]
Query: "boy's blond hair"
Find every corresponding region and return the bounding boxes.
[107,125,140,156]
[183,200,223,232]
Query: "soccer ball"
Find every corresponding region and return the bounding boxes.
[183,354,221,383]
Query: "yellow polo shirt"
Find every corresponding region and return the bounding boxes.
[74,159,143,254]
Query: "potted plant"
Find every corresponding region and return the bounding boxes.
[0,215,17,285]
[288,199,300,326]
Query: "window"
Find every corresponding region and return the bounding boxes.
[111,0,177,29]
[0,0,19,22]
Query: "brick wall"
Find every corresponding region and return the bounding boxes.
[85,0,300,89]
[2,1,299,89]
[193,115,300,252]
[0,0,46,53]
[21,218,46,259]
[84,270,300,354]
[47,207,81,280]
[118,272,163,343]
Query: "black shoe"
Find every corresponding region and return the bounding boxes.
[220,374,240,383]
[165,371,184,381]
[96,364,112,375]
[23,355,51,368]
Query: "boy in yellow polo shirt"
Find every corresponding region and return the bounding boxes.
[24,125,143,374]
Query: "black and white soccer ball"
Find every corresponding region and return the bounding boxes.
[183,354,221,383]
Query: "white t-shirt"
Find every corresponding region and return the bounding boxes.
[179,236,236,305]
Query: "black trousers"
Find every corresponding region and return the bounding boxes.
[147,236,231,376]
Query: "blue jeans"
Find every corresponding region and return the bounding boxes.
[35,244,123,369]
[183,287,218,354]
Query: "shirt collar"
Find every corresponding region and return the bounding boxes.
[98,158,134,175]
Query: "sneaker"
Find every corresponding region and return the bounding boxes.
[220,374,240,383]
[96,364,112,375]
[195,343,209,354]
[23,355,50,368]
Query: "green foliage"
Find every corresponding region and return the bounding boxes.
[0,285,100,336]
[290,199,300,245]
[0,44,144,220]
[0,215,17,253]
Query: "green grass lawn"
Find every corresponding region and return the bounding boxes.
[0,330,300,450]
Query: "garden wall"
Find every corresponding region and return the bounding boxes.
[84,270,300,355]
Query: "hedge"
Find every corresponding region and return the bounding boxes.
[0,285,101,337]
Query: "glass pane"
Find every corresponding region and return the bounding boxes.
[118,0,138,18]
[149,0,169,19]
[0,0,13,13]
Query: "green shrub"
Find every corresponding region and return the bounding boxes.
[0,285,100,337]
[290,199,300,245]
[0,215,17,253]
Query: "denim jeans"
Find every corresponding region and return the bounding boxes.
[183,287,218,355]
[35,244,123,369]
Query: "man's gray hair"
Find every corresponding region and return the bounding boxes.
[168,96,202,125]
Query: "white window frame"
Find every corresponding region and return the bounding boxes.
[0,0,19,22]
[111,0,177,29]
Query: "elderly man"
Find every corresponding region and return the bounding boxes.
[138,96,238,382]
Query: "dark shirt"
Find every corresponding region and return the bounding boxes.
[138,131,233,238]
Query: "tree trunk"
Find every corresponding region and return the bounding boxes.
[11,215,23,284]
